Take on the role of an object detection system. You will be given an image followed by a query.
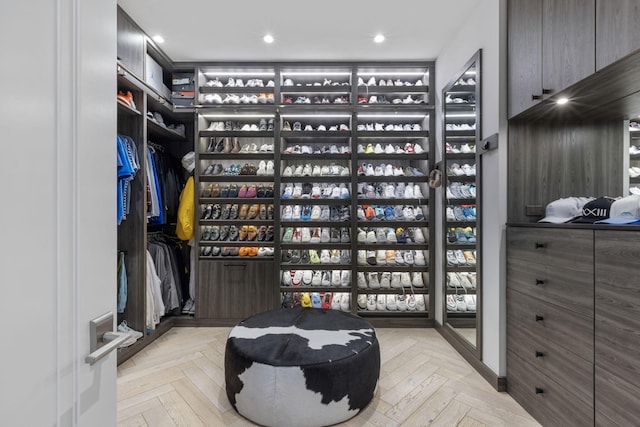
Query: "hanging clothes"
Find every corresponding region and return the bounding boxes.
[145,249,165,331]
[117,251,127,313]
[116,134,140,224]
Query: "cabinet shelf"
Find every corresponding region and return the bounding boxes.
[357,220,429,228]
[117,100,142,116]
[356,288,429,295]
[446,175,476,183]
[281,176,350,183]
[199,197,275,204]
[356,265,429,272]
[147,119,187,140]
[199,130,274,138]
[279,199,353,205]
[357,198,429,205]
[199,175,275,182]
[357,310,428,317]
[357,243,429,250]
[356,176,429,183]
[280,220,351,227]
[356,131,430,138]
[445,266,477,272]
[357,153,429,161]
[199,219,275,226]
[281,153,351,161]
[199,152,274,160]
[280,286,352,292]
[281,86,352,94]
[281,131,351,139]
[280,243,352,249]
[199,86,275,94]
[447,198,477,205]
[357,86,429,94]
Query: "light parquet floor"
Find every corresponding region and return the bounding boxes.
[117,327,539,427]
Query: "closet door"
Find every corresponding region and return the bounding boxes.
[2,0,118,425]
[596,0,640,70]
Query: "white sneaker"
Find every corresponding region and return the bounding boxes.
[331,293,342,310]
[357,272,367,289]
[368,272,381,289]
[386,294,397,311]
[412,272,425,287]
[414,251,427,266]
[357,294,368,310]
[118,321,143,340]
[311,271,322,286]
[464,295,476,311]
[367,295,377,310]
[376,294,387,311]
[415,295,426,311]
[341,270,351,287]
[396,294,408,311]
[401,272,412,288]
[391,272,402,288]
[380,272,391,288]
[340,293,350,311]
[447,295,458,311]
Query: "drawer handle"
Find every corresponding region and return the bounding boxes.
[534,242,547,249]
[535,387,544,395]
[532,94,542,101]
[224,263,248,267]
[535,279,545,286]
[542,88,554,95]
[535,315,544,322]
[535,351,544,358]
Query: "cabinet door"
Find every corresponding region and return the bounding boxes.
[117,7,144,78]
[542,0,595,95]
[197,260,277,319]
[596,0,640,70]
[508,0,543,118]
[594,230,640,425]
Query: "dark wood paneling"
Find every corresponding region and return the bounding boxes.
[594,230,640,423]
[507,0,543,118]
[542,0,595,95]
[507,350,594,427]
[197,260,277,319]
[507,227,593,271]
[507,121,624,223]
[507,289,593,361]
[595,366,640,426]
[117,7,144,78]
[508,313,593,405]
[596,0,640,70]
[507,256,593,316]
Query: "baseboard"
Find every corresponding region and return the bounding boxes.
[436,321,506,392]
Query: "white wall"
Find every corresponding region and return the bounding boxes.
[0,0,118,424]
[434,0,508,376]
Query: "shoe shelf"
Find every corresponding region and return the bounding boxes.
[199,130,274,138]
[446,175,476,183]
[445,153,476,160]
[199,152,275,160]
[280,153,350,161]
[199,86,275,94]
[147,119,187,140]
[281,130,352,138]
[356,130,430,138]
[117,99,142,116]
[280,86,352,94]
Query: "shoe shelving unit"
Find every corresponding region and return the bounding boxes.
[115,29,194,363]
[191,62,435,326]
[629,123,640,194]
[441,54,480,332]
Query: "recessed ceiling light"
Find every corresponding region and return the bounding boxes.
[152,35,164,44]
[373,34,385,43]
[263,34,274,44]
[556,97,569,105]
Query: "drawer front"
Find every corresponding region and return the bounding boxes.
[594,230,640,387]
[507,227,593,271]
[507,350,594,427]
[508,289,593,362]
[197,260,277,319]
[595,366,640,427]
[508,256,593,316]
[508,309,593,405]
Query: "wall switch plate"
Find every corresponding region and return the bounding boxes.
[525,205,544,217]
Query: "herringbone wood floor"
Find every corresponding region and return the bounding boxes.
[117,327,539,426]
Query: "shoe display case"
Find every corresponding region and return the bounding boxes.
[192,62,435,325]
[441,51,481,350]
[195,65,280,319]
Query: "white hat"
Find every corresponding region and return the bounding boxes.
[596,195,640,224]
[181,151,195,173]
[538,197,584,223]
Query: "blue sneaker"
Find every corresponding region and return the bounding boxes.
[311,292,322,308]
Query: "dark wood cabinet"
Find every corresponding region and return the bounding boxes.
[541,0,595,96]
[508,0,595,118]
[594,230,640,426]
[197,260,277,320]
[507,226,594,426]
[508,226,640,426]
[117,7,144,78]
[596,0,640,70]
[507,0,543,118]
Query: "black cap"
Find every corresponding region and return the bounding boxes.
[569,196,616,223]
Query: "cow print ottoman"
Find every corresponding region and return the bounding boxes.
[225,306,380,427]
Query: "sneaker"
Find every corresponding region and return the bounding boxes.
[368,272,381,289]
[376,294,387,311]
[386,294,397,311]
[118,321,143,340]
[366,295,377,311]
[357,272,367,289]
[380,272,391,289]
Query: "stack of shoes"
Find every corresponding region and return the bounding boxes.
[117,91,136,109]
[116,321,143,348]
[181,299,196,315]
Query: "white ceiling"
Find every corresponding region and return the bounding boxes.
[117,0,482,63]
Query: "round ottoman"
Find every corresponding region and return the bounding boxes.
[225,306,380,427]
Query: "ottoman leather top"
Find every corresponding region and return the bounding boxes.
[228,306,376,366]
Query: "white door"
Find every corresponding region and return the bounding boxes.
[0,1,118,425]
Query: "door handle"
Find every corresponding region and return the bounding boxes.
[85,311,129,365]
[85,332,130,365]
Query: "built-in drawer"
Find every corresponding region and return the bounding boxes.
[508,289,593,362]
[507,227,593,272]
[507,350,594,427]
[508,308,593,405]
[594,230,640,425]
[508,256,593,316]
[595,366,640,427]
[197,260,277,319]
